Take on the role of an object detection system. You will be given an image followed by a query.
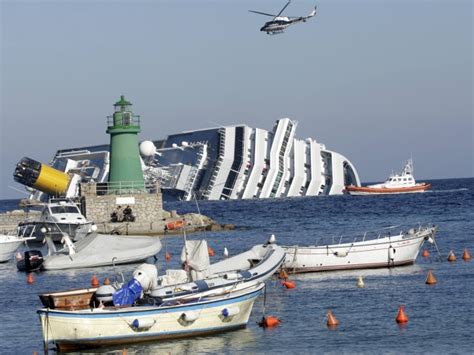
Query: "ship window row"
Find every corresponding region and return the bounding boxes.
[389,177,413,182]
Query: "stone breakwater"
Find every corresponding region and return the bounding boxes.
[0,208,234,236]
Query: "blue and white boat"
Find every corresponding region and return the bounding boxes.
[38,282,265,351]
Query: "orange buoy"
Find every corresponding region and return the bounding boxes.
[259,315,280,328]
[447,250,456,262]
[103,277,111,285]
[208,246,215,257]
[396,305,409,323]
[122,348,128,355]
[165,252,171,262]
[326,310,339,328]
[462,249,471,261]
[26,273,34,284]
[422,249,430,258]
[425,270,437,285]
[278,269,288,280]
[91,274,100,288]
[282,280,296,289]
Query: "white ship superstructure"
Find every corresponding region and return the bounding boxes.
[26,118,360,201]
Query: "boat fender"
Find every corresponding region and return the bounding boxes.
[334,251,348,257]
[224,272,240,280]
[131,318,156,331]
[180,311,199,323]
[222,306,240,318]
[95,285,116,303]
[408,228,416,235]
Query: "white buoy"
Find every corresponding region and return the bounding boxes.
[180,311,199,323]
[222,306,240,318]
[357,276,365,288]
[268,234,276,244]
[223,247,229,258]
[131,318,156,330]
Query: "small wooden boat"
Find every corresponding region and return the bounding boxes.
[39,287,98,310]
[282,225,438,273]
[345,159,431,195]
[38,282,264,351]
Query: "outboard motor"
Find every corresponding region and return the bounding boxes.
[16,250,44,272]
[133,263,158,293]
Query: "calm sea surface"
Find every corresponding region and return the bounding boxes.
[0,178,473,354]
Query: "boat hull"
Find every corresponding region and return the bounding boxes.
[345,183,431,195]
[0,239,24,262]
[0,235,34,263]
[38,283,263,351]
[283,227,436,273]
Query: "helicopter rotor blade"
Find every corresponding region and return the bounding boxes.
[275,0,291,18]
[249,10,277,17]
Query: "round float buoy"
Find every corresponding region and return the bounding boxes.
[396,305,409,323]
[447,251,456,262]
[165,252,171,262]
[425,270,437,285]
[258,315,280,328]
[422,249,430,258]
[463,249,471,261]
[26,273,34,284]
[91,274,100,288]
[282,280,296,289]
[208,246,215,257]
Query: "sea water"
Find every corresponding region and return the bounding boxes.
[0,178,472,353]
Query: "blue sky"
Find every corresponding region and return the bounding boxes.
[1,0,472,199]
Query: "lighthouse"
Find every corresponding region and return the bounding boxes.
[106,95,144,193]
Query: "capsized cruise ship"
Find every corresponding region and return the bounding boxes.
[26,118,360,201]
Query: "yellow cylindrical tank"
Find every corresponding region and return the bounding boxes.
[34,164,70,195]
[13,157,70,196]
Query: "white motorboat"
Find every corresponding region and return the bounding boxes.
[20,198,93,242]
[0,233,35,262]
[345,159,431,195]
[38,282,265,352]
[17,226,162,271]
[282,225,438,273]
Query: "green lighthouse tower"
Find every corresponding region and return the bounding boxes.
[107,95,144,193]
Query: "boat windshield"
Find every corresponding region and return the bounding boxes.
[50,206,79,214]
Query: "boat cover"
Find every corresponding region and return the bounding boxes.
[113,279,143,306]
[42,233,162,270]
[180,240,209,280]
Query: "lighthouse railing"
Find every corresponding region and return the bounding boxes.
[106,115,141,128]
[93,180,159,195]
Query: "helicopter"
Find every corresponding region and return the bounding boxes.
[249,1,317,35]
